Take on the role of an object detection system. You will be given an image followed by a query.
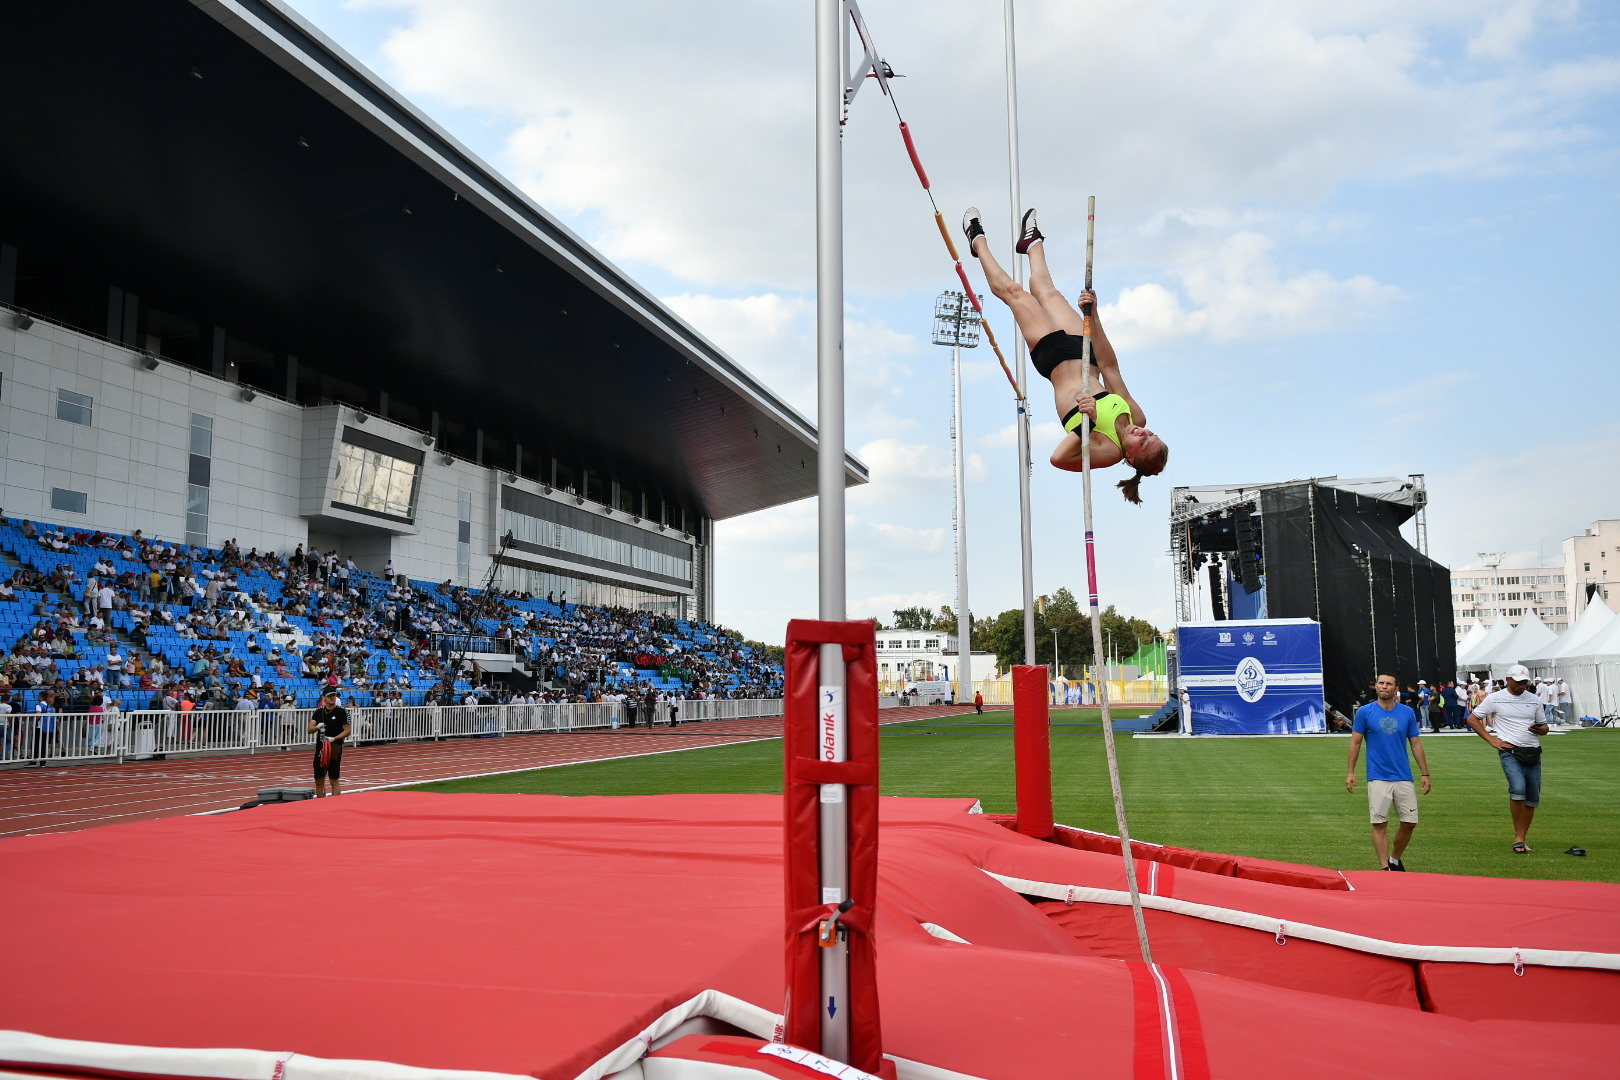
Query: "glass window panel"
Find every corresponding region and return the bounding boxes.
[50,487,88,514]
[190,415,213,456]
[332,441,420,519]
[56,389,93,426]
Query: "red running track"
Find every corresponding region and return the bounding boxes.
[0,705,980,837]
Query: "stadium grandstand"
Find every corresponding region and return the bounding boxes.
[0,0,862,748]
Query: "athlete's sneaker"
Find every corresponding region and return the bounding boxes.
[1387,858,1406,871]
[1015,208,1045,254]
[961,207,986,256]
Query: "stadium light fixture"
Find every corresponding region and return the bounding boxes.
[140,352,159,371]
[505,472,518,483]
[239,387,256,402]
[353,409,367,424]
[12,312,33,331]
[542,484,552,495]
[421,433,434,447]
[439,453,454,466]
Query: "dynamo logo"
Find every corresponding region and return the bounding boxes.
[1235,656,1267,702]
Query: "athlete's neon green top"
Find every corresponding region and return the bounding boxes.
[1063,392,1133,450]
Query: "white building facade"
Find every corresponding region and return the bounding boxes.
[1564,519,1620,621]
[0,316,711,617]
[1450,557,1569,640]
[872,629,998,690]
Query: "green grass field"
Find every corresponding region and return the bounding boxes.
[409,712,1620,882]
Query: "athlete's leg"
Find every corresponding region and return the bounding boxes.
[967,212,1058,350]
[1026,240,1084,336]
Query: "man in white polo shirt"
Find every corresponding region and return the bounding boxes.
[1467,663,1550,854]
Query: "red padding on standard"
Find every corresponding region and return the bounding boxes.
[1012,665,1053,839]
[899,123,928,189]
[1042,902,1422,1011]
[782,618,884,1073]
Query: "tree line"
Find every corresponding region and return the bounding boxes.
[874,590,1160,675]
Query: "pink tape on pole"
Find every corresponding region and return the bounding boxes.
[1085,531,1099,607]
[900,123,929,190]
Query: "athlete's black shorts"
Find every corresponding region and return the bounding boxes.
[313,744,344,781]
[1030,330,1098,381]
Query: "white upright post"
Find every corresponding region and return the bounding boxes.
[953,343,972,707]
[814,0,850,1060]
[1003,0,1036,667]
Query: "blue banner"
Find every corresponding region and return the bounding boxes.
[1177,620,1325,734]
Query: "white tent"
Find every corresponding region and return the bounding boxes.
[1452,621,1490,668]
[1550,616,1620,722]
[1457,617,1514,671]
[1483,610,1559,679]
[1525,596,1614,671]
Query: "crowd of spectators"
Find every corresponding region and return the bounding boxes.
[0,514,783,742]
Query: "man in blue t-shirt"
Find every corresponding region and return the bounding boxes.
[1347,673,1432,870]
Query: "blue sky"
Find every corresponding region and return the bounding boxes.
[286,0,1620,644]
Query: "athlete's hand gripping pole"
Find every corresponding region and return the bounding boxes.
[1077,196,1153,966]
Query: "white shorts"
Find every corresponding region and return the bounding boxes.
[1368,780,1418,825]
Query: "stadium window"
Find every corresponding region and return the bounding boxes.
[906,639,921,649]
[925,639,939,649]
[50,487,88,515]
[186,415,212,546]
[1555,575,1565,583]
[457,491,472,585]
[333,438,420,520]
[56,388,92,425]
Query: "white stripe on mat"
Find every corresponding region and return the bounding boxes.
[984,870,1620,971]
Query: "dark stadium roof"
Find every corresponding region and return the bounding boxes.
[0,0,864,521]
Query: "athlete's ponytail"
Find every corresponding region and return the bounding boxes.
[1118,440,1169,505]
[1117,471,1146,505]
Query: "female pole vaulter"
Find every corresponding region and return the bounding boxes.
[963,208,1168,504]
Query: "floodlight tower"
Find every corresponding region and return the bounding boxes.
[933,291,980,709]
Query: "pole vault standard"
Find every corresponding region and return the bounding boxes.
[1002,0,1037,667]
[813,0,850,1059]
[1077,197,1153,964]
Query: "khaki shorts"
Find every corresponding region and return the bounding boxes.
[1368,780,1418,825]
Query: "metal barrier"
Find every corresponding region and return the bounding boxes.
[0,697,786,768]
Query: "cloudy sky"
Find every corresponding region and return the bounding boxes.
[288,0,1619,643]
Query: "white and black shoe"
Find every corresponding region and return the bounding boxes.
[1387,857,1406,871]
[961,207,986,256]
[1015,208,1044,254]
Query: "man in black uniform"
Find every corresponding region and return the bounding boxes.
[307,687,351,797]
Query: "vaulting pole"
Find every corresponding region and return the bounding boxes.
[1076,197,1153,964]
[814,0,850,1059]
[1003,0,1036,667]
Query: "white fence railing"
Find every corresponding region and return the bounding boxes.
[0,697,785,768]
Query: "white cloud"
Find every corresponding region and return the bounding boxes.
[1100,229,1403,349]
[342,0,1620,297]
